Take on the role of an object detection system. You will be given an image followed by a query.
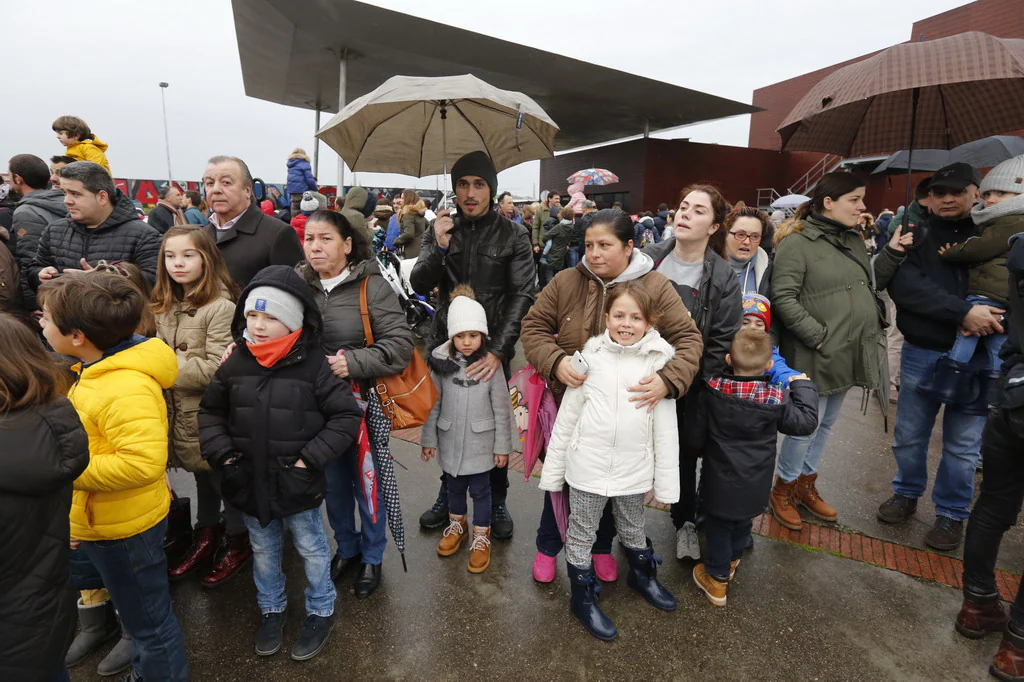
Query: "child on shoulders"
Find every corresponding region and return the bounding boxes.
[52,115,110,173]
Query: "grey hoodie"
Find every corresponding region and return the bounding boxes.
[13,189,67,306]
[340,187,373,245]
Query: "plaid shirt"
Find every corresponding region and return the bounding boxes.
[709,376,783,406]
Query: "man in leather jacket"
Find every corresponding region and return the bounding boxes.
[411,151,535,539]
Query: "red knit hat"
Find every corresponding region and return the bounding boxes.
[742,293,771,330]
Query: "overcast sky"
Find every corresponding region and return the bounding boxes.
[1,0,971,196]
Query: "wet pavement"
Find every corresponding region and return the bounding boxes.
[70,415,1016,681]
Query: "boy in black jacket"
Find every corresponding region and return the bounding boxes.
[199,265,361,662]
[691,327,819,607]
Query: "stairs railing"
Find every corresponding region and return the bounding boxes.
[788,153,844,196]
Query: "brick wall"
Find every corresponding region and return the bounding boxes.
[538,139,649,211]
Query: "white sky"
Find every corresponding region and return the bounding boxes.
[1,0,971,196]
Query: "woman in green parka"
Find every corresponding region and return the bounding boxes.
[768,173,886,528]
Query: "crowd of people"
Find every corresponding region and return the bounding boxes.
[2,114,1024,681]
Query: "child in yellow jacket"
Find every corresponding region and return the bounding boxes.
[38,273,188,681]
[52,115,110,174]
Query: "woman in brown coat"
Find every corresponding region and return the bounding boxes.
[151,227,243,584]
[392,189,427,259]
[520,208,703,584]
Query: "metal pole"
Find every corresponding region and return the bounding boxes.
[337,51,348,196]
[441,102,448,208]
[159,82,173,180]
[313,108,321,178]
[900,87,921,234]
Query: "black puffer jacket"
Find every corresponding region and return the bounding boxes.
[695,378,818,521]
[297,259,413,390]
[28,189,161,288]
[199,265,362,527]
[0,398,89,682]
[411,207,535,359]
[13,189,66,308]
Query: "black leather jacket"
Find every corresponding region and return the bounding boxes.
[411,207,535,359]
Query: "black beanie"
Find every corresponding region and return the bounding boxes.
[451,151,498,200]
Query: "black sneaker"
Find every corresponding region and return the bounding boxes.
[877,494,918,524]
[419,494,449,530]
[254,610,286,656]
[925,516,964,551]
[291,614,334,661]
[491,504,514,540]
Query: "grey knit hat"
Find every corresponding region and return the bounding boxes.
[244,286,305,333]
[980,154,1024,196]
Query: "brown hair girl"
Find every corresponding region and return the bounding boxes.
[151,226,240,316]
[0,313,69,413]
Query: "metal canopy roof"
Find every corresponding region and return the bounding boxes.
[232,0,758,150]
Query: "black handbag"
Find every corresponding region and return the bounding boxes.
[164,489,193,561]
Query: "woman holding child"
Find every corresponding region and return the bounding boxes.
[298,210,413,598]
[520,208,703,631]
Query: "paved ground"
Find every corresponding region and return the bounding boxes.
[71,422,1015,682]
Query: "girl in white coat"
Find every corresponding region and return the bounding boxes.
[539,282,680,642]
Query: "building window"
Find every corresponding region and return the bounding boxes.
[589,192,629,211]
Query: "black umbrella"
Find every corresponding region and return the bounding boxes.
[364,395,408,572]
[872,135,1024,174]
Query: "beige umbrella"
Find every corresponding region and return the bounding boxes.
[315,74,559,178]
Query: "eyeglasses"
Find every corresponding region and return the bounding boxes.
[929,187,968,198]
[729,231,762,244]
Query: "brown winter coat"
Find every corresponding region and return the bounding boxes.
[393,200,427,259]
[156,293,236,472]
[521,251,704,402]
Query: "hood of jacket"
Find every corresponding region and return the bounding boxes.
[69,137,108,153]
[400,199,426,218]
[287,156,310,167]
[579,248,654,286]
[583,328,674,365]
[17,187,68,216]
[232,264,323,339]
[76,336,177,389]
[343,186,369,213]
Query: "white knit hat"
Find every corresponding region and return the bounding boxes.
[244,286,305,333]
[300,191,326,212]
[980,155,1024,196]
[447,295,488,339]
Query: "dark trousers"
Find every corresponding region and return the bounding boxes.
[536,490,616,557]
[80,518,189,681]
[670,398,701,529]
[963,410,1024,628]
[704,514,753,581]
[446,471,492,527]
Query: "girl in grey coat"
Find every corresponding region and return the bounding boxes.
[421,286,515,574]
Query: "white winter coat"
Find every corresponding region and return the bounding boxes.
[539,328,680,503]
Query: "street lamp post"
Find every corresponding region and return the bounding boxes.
[159,82,173,180]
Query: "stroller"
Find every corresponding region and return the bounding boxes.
[376,249,435,340]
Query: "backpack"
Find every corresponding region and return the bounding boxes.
[636,217,657,248]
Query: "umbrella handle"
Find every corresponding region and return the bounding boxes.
[440,101,449,205]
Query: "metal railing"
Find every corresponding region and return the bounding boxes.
[756,187,781,210]
[788,153,844,196]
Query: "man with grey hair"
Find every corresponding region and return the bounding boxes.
[29,161,161,287]
[147,184,185,235]
[202,155,303,287]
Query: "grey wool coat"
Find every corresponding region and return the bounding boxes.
[421,343,517,477]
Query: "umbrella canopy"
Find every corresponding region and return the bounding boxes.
[770,194,810,210]
[778,32,1024,156]
[567,168,620,186]
[872,135,1024,174]
[316,74,559,177]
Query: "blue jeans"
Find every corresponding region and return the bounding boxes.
[325,442,388,565]
[776,391,849,482]
[948,294,1007,371]
[243,507,335,617]
[704,515,753,581]
[891,342,986,519]
[80,518,189,682]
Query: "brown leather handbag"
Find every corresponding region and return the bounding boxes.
[358,278,438,428]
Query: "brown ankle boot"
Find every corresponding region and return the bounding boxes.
[770,478,803,530]
[437,515,467,557]
[956,588,1009,639]
[795,473,838,522]
[992,625,1024,681]
[468,526,491,573]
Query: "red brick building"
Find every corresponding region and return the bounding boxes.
[540,0,1024,213]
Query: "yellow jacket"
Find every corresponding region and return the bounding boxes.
[69,337,177,540]
[65,137,110,173]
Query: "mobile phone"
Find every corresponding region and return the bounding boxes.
[570,351,589,375]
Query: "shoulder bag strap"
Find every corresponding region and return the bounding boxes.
[359,277,375,346]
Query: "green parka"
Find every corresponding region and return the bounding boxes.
[770,214,885,396]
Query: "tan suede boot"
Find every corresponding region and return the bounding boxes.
[795,473,838,522]
[437,514,467,557]
[467,526,492,573]
[769,478,803,530]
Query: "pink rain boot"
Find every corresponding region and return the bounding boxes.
[532,552,556,583]
[593,554,618,582]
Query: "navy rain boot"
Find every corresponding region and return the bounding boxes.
[566,563,617,642]
[624,539,677,611]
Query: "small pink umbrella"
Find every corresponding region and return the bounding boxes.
[566,168,619,186]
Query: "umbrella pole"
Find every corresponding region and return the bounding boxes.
[441,102,449,209]
[901,87,921,233]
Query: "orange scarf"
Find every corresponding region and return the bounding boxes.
[246,330,302,368]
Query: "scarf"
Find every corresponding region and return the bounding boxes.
[246,330,302,368]
[972,192,1024,227]
[727,254,758,294]
[158,200,186,226]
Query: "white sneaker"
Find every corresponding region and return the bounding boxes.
[675,522,700,560]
